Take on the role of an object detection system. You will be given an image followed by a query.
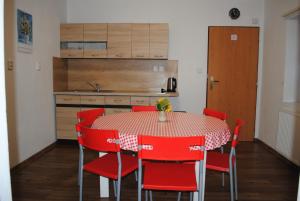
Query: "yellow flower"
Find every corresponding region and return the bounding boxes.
[156,98,172,112]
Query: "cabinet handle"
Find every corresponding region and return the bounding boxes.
[136,55,144,58]
[154,55,163,58]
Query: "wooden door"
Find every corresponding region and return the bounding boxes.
[149,23,168,59]
[207,27,259,141]
[60,24,83,41]
[107,23,132,58]
[132,24,150,58]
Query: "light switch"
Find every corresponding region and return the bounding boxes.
[7,60,13,71]
[35,61,41,71]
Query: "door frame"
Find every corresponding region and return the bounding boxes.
[206,26,263,140]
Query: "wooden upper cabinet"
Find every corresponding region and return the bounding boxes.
[132,24,150,59]
[83,24,108,58]
[107,24,132,58]
[83,23,107,42]
[149,23,169,59]
[60,24,84,41]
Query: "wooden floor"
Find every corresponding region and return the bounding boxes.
[11,141,299,201]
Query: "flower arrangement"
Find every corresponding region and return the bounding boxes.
[156,98,172,112]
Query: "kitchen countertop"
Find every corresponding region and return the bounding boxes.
[53,90,179,97]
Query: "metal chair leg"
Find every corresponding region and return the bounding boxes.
[220,146,225,187]
[234,162,238,200]
[145,190,148,201]
[177,192,182,201]
[79,168,83,201]
[149,190,153,201]
[113,180,117,197]
[78,149,81,186]
[229,164,234,201]
[117,178,121,201]
[190,192,193,201]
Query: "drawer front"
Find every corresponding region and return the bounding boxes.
[105,108,131,115]
[131,96,150,106]
[56,107,80,140]
[84,49,107,58]
[81,96,105,105]
[56,95,81,104]
[105,96,130,105]
[150,97,162,106]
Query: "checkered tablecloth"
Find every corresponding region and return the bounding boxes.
[92,112,231,151]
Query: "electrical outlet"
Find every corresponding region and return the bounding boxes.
[7,60,13,71]
[153,65,158,72]
[158,65,165,72]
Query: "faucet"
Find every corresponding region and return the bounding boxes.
[86,81,101,92]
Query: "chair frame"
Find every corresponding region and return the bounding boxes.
[207,119,244,201]
[76,108,105,186]
[203,107,228,186]
[137,136,207,201]
[77,124,123,201]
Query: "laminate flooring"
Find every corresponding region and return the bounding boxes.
[11,141,299,201]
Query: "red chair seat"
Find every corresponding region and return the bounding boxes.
[84,153,138,180]
[206,151,235,173]
[143,162,197,191]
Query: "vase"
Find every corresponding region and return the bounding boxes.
[158,111,167,122]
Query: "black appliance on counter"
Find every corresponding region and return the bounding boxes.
[167,77,177,92]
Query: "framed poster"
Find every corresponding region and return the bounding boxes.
[17,9,32,53]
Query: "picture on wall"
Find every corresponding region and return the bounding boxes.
[17,9,32,53]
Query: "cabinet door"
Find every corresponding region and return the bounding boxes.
[83,24,108,58]
[105,96,131,105]
[56,107,80,140]
[56,95,81,104]
[60,24,84,41]
[81,96,105,105]
[149,23,168,59]
[84,23,107,42]
[131,96,150,106]
[150,97,162,106]
[132,24,149,59]
[107,24,132,58]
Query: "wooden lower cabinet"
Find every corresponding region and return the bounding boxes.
[55,95,164,139]
[56,107,80,140]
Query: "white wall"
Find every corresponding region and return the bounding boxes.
[0,0,12,199]
[67,0,264,114]
[259,0,299,149]
[10,0,66,166]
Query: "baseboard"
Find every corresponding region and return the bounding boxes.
[10,142,57,172]
[254,138,300,170]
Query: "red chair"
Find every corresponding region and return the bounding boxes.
[76,123,138,201]
[76,108,105,185]
[203,108,227,121]
[132,105,157,112]
[203,107,228,186]
[138,135,206,201]
[206,119,245,201]
[77,108,105,126]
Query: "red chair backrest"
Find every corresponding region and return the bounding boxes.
[132,106,157,112]
[76,123,120,152]
[138,135,205,161]
[203,108,227,121]
[231,119,245,148]
[77,108,105,126]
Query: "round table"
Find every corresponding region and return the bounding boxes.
[92,111,231,151]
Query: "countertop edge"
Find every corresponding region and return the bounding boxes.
[53,91,179,97]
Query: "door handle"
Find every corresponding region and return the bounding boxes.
[209,76,220,90]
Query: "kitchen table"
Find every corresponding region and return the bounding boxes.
[92,111,231,199]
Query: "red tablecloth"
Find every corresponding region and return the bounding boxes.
[92,111,231,151]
